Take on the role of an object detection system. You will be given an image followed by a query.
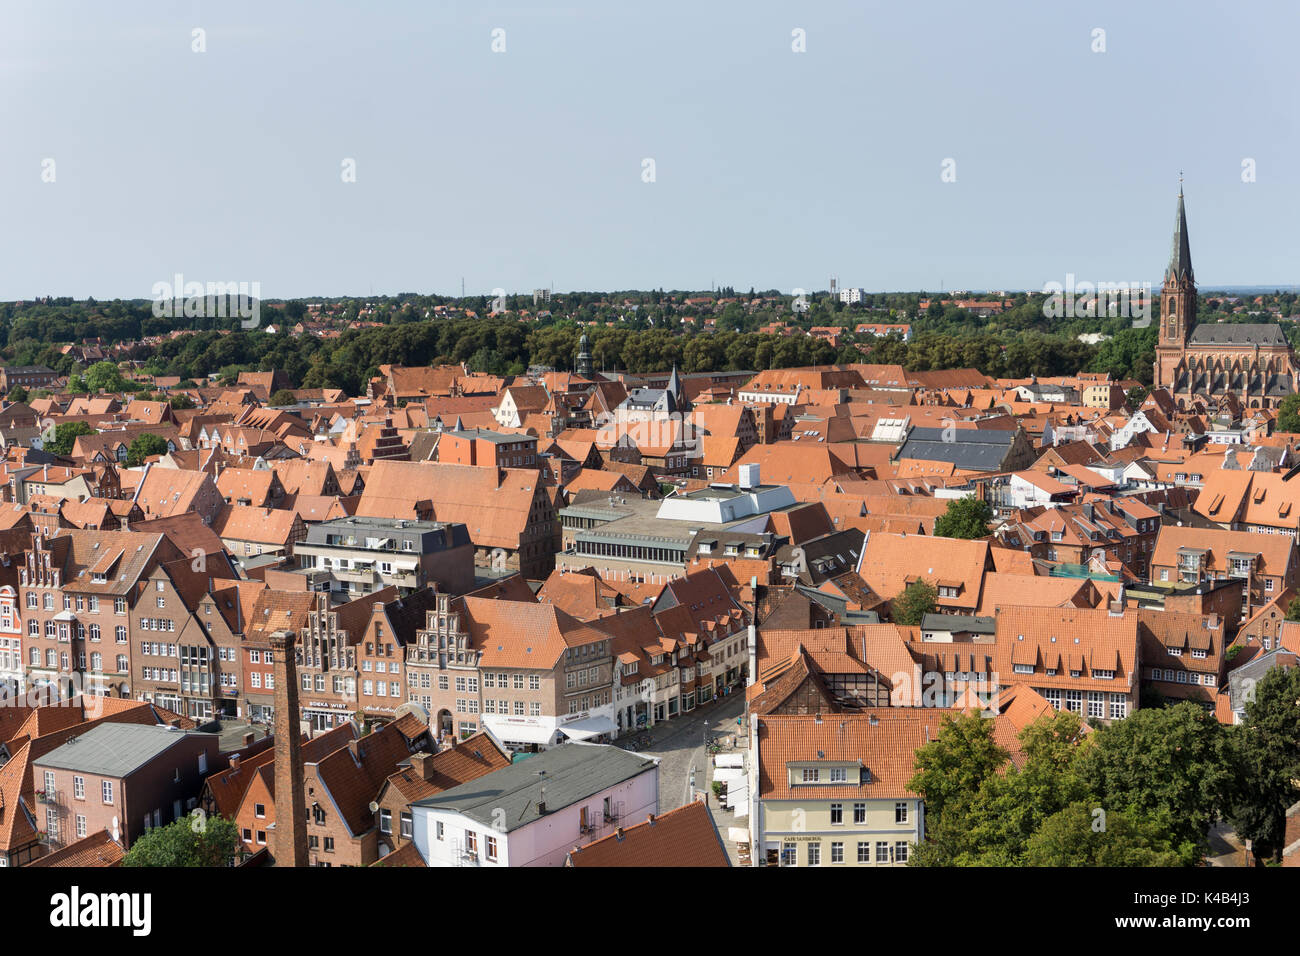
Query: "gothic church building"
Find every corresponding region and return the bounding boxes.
[1153,186,1298,410]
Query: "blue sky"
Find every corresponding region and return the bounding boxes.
[1,0,1296,300]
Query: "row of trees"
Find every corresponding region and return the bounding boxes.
[10,321,1136,398]
[1,287,1193,389]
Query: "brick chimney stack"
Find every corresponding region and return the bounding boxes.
[269,629,309,867]
[410,751,434,781]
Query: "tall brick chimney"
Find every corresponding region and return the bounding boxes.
[269,629,308,867]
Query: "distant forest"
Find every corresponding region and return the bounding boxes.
[3,288,1297,393]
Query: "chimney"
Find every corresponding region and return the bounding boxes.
[230,754,242,771]
[410,751,434,781]
[269,629,309,867]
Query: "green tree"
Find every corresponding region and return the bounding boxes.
[1071,702,1231,864]
[1224,665,1300,862]
[908,711,1008,829]
[891,579,937,625]
[1024,801,1184,866]
[84,360,128,393]
[1285,596,1300,621]
[1277,393,1300,433]
[45,421,94,456]
[123,813,239,867]
[933,497,993,539]
[6,386,28,403]
[911,710,1091,866]
[269,389,296,406]
[126,432,168,466]
[169,393,196,410]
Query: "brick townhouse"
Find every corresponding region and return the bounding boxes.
[370,731,511,856]
[33,723,222,854]
[354,588,440,724]
[241,590,316,725]
[19,530,186,701]
[226,722,358,857]
[406,590,616,750]
[295,589,397,734]
[131,557,238,721]
[301,713,430,867]
[1150,524,1297,621]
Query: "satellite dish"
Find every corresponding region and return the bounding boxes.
[368,801,380,814]
[394,701,429,725]
[110,816,120,842]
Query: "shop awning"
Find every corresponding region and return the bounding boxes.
[557,714,617,740]
[482,714,557,746]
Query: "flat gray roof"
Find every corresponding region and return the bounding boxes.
[447,428,533,444]
[35,723,210,777]
[414,742,657,832]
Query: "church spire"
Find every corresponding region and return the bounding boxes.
[667,363,683,402]
[1166,178,1193,284]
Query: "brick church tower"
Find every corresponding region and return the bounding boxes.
[1159,181,1196,349]
[269,629,309,867]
